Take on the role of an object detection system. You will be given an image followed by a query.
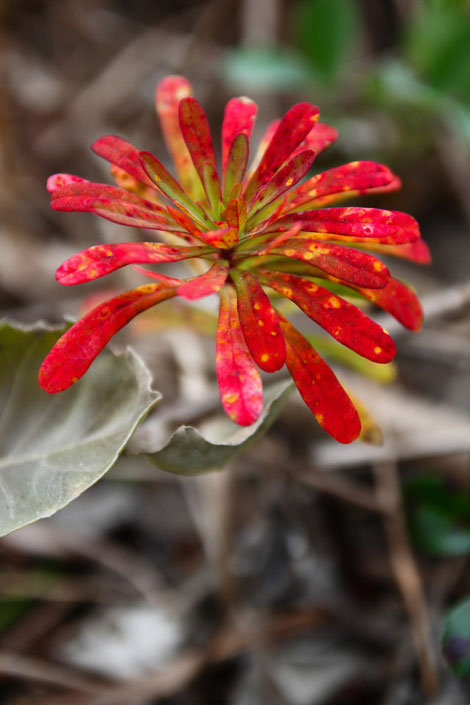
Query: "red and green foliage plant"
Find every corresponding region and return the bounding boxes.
[40,76,429,444]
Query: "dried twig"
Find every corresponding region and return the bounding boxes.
[373,461,439,695]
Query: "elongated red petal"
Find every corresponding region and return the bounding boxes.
[357,278,423,331]
[47,174,90,193]
[51,193,180,231]
[178,260,229,300]
[155,76,202,197]
[277,207,420,245]
[50,180,166,213]
[134,260,229,300]
[303,121,338,155]
[178,97,219,188]
[277,313,360,443]
[39,283,177,393]
[258,270,396,363]
[244,102,320,200]
[359,239,432,265]
[222,97,257,171]
[250,239,390,289]
[248,150,315,218]
[230,269,286,372]
[287,161,401,210]
[92,136,154,187]
[216,286,263,426]
[56,243,214,285]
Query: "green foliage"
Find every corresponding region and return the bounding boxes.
[442,598,470,676]
[223,46,312,91]
[292,0,360,82]
[0,322,159,536]
[405,474,470,556]
[405,0,470,106]
[145,380,293,475]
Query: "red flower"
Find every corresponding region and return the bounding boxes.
[39,76,430,443]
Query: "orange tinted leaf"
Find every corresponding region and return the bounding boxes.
[39,284,176,393]
[259,270,396,363]
[277,313,360,444]
[225,197,247,231]
[56,242,214,285]
[216,287,263,426]
[155,75,202,197]
[230,269,286,372]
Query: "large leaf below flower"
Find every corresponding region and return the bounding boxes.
[144,380,292,475]
[0,322,159,536]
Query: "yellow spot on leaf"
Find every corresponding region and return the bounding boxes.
[223,392,239,405]
[261,354,269,363]
[373,261,384,271]
[374,346,382,354]
[285,177,294,187]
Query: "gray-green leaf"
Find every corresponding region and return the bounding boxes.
[0,322,160,536]
[145,379,293,475]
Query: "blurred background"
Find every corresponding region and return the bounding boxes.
[1,0,470,702]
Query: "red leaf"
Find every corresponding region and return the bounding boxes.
[39,283,177,393]
[357,278,423,332]
[230,270,286,372]
[56,242,215,285]
[221,97,257,171]
[51,191,180,231]
[276,207,420,245]
[135,260,229,300]
[251,239,391,289]
[178,260,229,299]
[216,286,263,426]
[277,313,360,443]
[258,270,396,363]
[303,121,338,155]
[178,97,219,188]
[91,136,154,187]
[244,102,320,200]
[360,239,432,265]
[287,161,401,210]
